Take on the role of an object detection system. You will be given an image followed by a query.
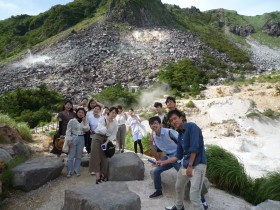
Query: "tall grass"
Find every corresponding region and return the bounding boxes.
[0,114,32,142]
[206,145,280,205]
[206,145,250,195]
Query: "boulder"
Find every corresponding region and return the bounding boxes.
[13,143,30,158]
[251,199,280,210]
[108,152,144,181]
[0,148,12,163]
[12,157,64,191]
[62,182,141,210]
[150,167,210,200]
[0,125,24,144]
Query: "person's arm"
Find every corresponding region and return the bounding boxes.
[156,156,178,166]
[185,152,196,176]
[82,117,90,132]
[65,120,73,147]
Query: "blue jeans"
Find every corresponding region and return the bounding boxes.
[153,156,181,191]
[67,134,85,174]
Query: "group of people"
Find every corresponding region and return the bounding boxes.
[51,96,208,210]
[52,98,145,184]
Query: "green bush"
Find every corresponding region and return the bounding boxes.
[206,145,250,195]
[159,59,208,95]
[0,114,32,142]
[185,100,196,108]
[0,84,63,128]
[94,81,139,108]
[262,109,280,119]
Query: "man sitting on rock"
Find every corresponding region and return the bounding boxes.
[158,110,207,210]
[148,116,180,199]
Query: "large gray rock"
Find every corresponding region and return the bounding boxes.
[251,199,280,210]
[0,148,12,163]
[150,167,210,199]
[13,142,30,158]
[108,152,144,181]
[12,157,64,191]
[62,182,141,210]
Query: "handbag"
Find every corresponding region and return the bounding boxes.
[62,138,69,153]
[54,135,65,151]
[103,141,115,158]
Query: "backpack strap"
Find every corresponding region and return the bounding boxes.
[169,130,178,144]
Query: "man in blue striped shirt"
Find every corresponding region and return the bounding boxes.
[148,116,180,199]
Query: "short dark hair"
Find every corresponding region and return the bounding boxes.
[129,108,134,112]
[75,107,86,118]
[154,102,162,108]
[108,106,119,115]
[93,104,101,110]
[165,96,176,105]
[81,97,88,101]
[149,116,161,125]
[117,105,123,110]
[167,109,182,120]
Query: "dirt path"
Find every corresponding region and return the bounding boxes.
[2,153,253,210]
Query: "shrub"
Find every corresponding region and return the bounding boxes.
[0,84,63,128]
[185,100,196,108]
[206,145,250,196]
[94,81,138,108]
[158,59,208,95]
[0,114,32,142]
[262,109,280,119]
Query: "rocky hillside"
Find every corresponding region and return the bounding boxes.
[0,0,280,100]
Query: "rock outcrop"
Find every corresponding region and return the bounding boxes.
[62,182,141,210]
[262,22,280,36]
[12,157,64,191]
[230,24,254,37]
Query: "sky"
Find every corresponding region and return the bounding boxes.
[0,0,280,20]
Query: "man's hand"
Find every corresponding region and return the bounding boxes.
[156,160,165,166]
[186,166,193,177]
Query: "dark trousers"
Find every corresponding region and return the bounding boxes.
[134,139,143,154]
[84,131,92,154]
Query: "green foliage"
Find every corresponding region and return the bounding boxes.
[1,156,28,191]
[206,145,280,205]
[206,145,250,195]
[0,84,63,128]
[124,133,151,155]
[0,114,32,142]
[185,100,196,108]
[159,59,208,95]
[0,0,106,61]
[262,109,280,119]
[94,81,138,108]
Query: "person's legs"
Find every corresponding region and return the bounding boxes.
[67,136,78,176]
[116,127,121,151]
[175,168,190,209]
[189,164,207,210]
[134,141,138,153]
[74,136,85,175]
[138,139,143,154]
[120,124,126,151]
[153,156,173,192]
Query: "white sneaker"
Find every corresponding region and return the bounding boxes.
[90,172,95,175]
